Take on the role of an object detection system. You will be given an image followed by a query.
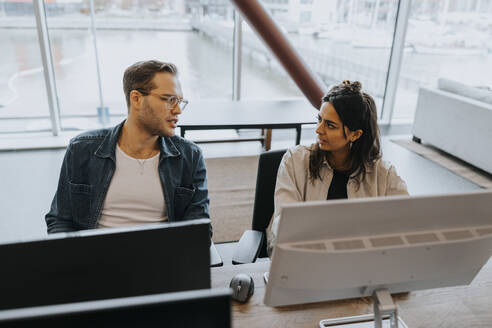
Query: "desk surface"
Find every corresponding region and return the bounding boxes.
[211,259,492,328]
[178,99,318,128]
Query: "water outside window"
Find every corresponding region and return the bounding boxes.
[1,0,491,133]
[0,1,51,132]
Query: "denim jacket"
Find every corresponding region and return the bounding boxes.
[45,121,210,235]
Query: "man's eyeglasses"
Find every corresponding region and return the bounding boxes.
[135,89,188,111]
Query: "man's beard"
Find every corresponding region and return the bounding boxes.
[138,102,170,137]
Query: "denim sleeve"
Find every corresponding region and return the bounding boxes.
[183,147,212,237]
[45,145,77,233]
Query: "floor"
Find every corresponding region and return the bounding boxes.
[0,125,482,265]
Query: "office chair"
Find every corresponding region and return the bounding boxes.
[232,149,287,265]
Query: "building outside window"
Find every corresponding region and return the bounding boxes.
[392,0,492,123]
[1,0,491,134]
[242,0,399,118]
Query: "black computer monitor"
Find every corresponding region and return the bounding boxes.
[0,219,211,310]
[0,288,231,328]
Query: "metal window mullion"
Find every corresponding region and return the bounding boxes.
[88,0,107,121]
[380,0,412,124]
[33,0,61,136]
[232,9,243,101]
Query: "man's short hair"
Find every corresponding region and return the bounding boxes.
[123,60,178,110]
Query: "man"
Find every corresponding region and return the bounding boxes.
[45,60,210,235]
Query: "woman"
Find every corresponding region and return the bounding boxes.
[267,80,408,252]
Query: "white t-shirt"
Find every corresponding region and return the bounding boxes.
[97,145,168,228]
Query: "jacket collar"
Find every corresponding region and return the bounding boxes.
[322,159,374,177]
[94,120,181,160]
[312,144,374,178]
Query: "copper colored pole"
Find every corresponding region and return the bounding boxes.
[230,0,325,110]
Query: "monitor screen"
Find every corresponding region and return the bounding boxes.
[0,219,211,310]
[264,190,492,307]
[0,288,231,328]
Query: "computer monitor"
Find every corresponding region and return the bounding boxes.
[264,190,492,307]
[0,219,211,310]
[0,288,231,328]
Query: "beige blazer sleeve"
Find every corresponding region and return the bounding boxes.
[385,164,409,196]
[266,148,305,255]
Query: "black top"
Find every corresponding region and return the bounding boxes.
[327,169,350,200]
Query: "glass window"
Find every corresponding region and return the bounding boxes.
[299,11,311,24]
[0,0,51,133]
[46,4,101,127]
[392,0,492,123]
[44,0,234,129]
[241,0,400,114]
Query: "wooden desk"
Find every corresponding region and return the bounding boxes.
[211,259,492,328]
[178,100,318,150]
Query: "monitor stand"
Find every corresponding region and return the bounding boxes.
[319,289,407,328]
[263,273,407,328]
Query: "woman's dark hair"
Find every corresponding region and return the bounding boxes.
[309,80,381,184]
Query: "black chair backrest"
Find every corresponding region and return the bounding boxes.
[251,149,287,258]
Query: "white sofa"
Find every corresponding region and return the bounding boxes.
[412,78,492,174]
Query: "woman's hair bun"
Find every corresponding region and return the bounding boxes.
[341,80,362,93]
[322,80,364,103]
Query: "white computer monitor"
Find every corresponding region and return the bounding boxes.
[264,190,492,307]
